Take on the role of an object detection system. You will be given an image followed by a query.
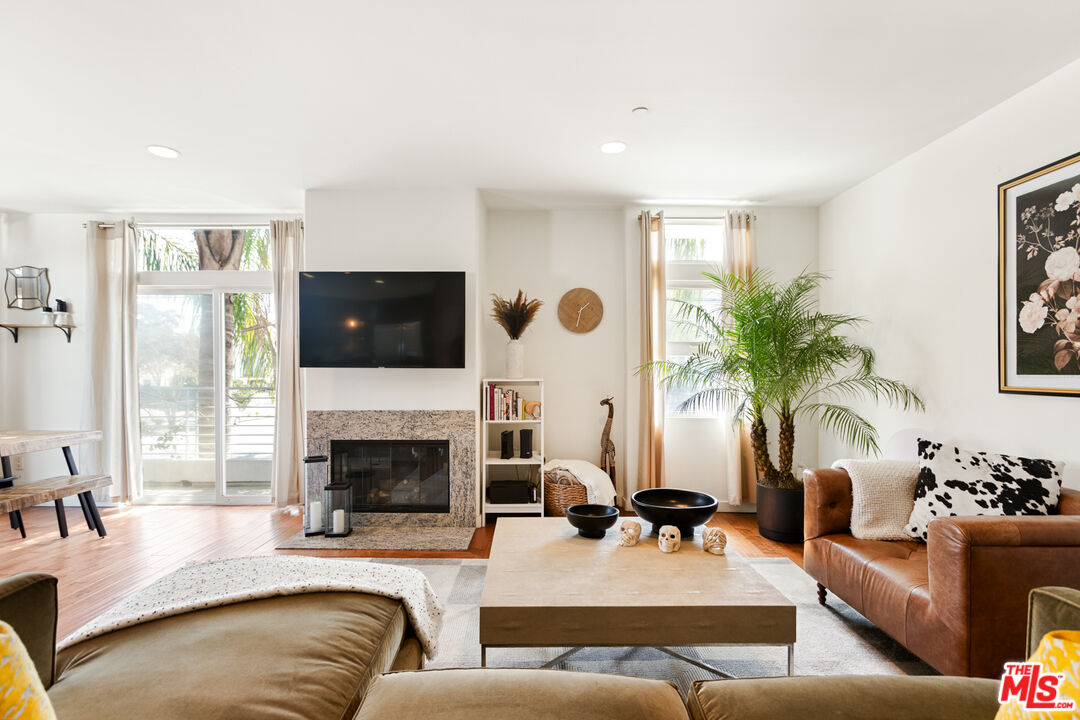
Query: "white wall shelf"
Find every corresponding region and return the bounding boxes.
[481,378,544,520]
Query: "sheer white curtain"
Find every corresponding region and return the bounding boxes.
[638,211,666,490]
[722,211,758,505]
[270,219,305,507]
[83,220,142,501]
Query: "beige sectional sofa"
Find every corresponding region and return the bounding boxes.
[5,572,1076,719]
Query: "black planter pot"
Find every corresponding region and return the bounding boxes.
[756,482,804,543]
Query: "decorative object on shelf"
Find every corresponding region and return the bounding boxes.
[658,525,681,553]
[519,428,533,458]
[303,455,328,536]
[557,287,603,333]
[599,397,616,486]
[486,480,531,504]
[524,400,542,419]
[631,487,718,538]
[565,503,618,539]
[639,269,923,544]
[703,526,727,555]
[499,430,514,459]
[4,266,50,310]
[618,519,642,547]
[324,481,353,538]
[998,149,1080,396]
[52,299,73,327]
[491,290,543,379]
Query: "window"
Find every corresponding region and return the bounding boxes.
[664,219,726,416]
[135,226,275,504]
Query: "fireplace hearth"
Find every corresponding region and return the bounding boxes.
[306,410,476,528]
[331,439,450,513]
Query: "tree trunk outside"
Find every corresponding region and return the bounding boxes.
[193,229,247,462]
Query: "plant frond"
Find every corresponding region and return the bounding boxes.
[491,290,543,339]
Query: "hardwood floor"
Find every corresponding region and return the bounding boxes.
[0,504,801,638]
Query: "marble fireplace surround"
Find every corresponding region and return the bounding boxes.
[306,410,476,528]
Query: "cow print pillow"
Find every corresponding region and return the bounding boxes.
[905,439,1064,541]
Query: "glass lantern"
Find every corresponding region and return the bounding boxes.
[303,455,328,536]
[324,482,353,538]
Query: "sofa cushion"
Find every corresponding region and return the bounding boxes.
[0,620,57,720]
[1028,586,1080,655]
[49,592,416,720]
[906,439,1063,541]
[688,676,1000,720]
[832,459,919,540]
[354,668,690,720]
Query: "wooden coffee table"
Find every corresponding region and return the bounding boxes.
[479,517,796,676]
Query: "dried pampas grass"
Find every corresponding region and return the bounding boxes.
[491,290,543,339]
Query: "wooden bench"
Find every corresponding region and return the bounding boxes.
[0,474,111,539]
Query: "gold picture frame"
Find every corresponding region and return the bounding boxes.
[998,150,1080,396]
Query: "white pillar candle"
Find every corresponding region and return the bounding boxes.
[332,508,346,534]
[309,501,323,531]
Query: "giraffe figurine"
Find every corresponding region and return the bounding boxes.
[600,397,616,490]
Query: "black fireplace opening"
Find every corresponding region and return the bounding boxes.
[331,439,450,513]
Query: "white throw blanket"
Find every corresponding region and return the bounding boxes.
[59,556,444,659]
[544,458,617,506]
[832,459,920,541]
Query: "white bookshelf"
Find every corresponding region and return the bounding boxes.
[481,378,544,518]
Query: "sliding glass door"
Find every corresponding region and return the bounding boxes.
[135,227,275,504]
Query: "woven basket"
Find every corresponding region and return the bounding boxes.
[544,470,589,517]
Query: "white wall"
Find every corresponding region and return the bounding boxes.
[818,58,1080,489]
[0,213,110,482]
[482,209,628,489]
[620,206,820,507]
[303,188,482,411]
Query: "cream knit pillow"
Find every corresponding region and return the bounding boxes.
[832,459,920,541]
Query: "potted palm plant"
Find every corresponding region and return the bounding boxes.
[641,270,923,543]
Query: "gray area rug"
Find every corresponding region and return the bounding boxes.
[372,556,933,696]
[276,526,475,551]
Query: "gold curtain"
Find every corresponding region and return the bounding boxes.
[725,211,758,504]
[638,211,666,490]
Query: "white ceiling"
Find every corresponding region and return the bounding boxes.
[2,1,1079,214]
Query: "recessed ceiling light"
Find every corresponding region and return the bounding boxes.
[632,106,649,114]
[146,145,181,159]
[600,141,627,154]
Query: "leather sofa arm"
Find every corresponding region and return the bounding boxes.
[803,468,853,541]
[1058,488,1080,515]
[927,515,1080,673]
[0,573,58,689]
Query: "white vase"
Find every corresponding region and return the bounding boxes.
[506,339,525,378]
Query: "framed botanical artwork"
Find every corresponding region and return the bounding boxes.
[999,150,1080,396]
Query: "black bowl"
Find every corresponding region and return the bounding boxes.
[565,504,619,539]
[631,488,718,537]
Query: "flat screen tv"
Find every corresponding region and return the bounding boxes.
[299,271,466,368]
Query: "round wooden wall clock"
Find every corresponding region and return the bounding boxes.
[557,288,603,333]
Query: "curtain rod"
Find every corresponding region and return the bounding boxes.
[81,220,303,229]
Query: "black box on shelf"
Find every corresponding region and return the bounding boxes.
[487,480,532,504]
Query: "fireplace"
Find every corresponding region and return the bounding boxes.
[331,439,450,514]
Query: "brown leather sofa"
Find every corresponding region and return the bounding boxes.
[803,467,1080,678]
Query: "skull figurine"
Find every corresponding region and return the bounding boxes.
[657,525,681,553]
[618,519,642,547]
[702,527,727,555]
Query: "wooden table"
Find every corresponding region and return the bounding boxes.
[479,517,797,677]
[0,430,108,539]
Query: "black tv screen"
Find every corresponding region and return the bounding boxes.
[299,271,466,368]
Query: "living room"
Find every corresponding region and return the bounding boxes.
[2,3,1080,719]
